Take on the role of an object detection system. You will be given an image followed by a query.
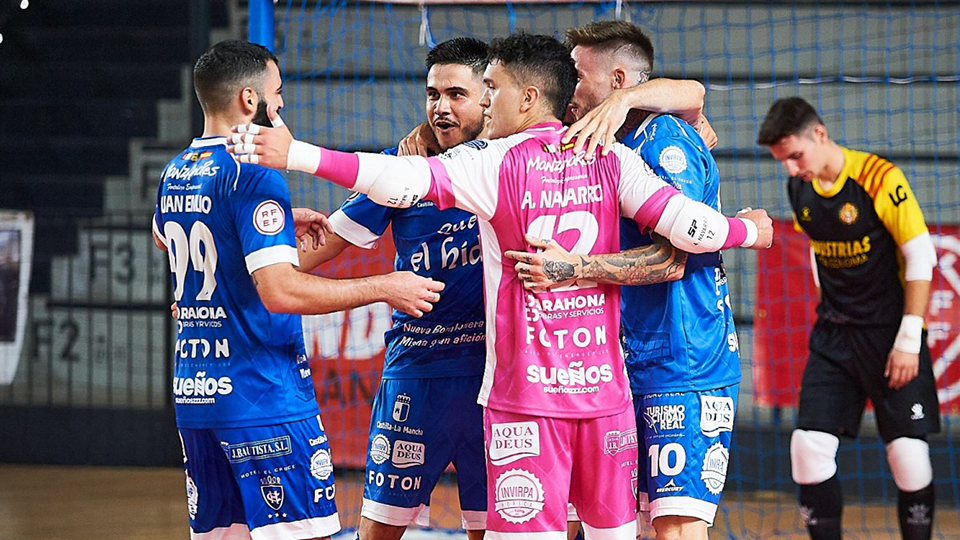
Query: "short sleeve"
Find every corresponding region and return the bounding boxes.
[329,192,395,249]
[424,137,518,219]
[230,165,300,274]
[872,166,929,246]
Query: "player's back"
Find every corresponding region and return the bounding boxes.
[618,114,741,393]
[154,137,317,429]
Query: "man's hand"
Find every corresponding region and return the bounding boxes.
[228,107,294,170]
[398,122,440,157]
[697,114,718,150]
[885,349,920,390]
[383,271,445,318]
[562,88,634,158]
[738,208,774,249]
[504,235,582,293]
[292,207,335,252]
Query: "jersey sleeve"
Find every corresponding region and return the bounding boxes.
[613,143,678,229]
[424,138,516,220]
[328,192,395,249]
[872,166,929,246]
[639,134,707,202]
[230,165,300,274]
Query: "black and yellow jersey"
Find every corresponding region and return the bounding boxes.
[787,146,929,326]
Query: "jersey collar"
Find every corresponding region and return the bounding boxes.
[191,136,228,148]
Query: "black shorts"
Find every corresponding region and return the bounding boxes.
[797,319,941,442]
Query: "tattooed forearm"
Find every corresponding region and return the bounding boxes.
[579,244,687,285]
[543,260,576,282]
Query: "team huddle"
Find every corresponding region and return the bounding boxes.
[153,20,941,540]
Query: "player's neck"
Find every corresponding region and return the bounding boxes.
[201,114,248,139]
[517,111,561,132]
[815,142,846,189]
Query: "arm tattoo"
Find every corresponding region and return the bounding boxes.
[580,244,687,285]
[543,260,576,282]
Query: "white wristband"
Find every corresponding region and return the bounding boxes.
[287,139,322,174]
[739,218,759,248]
[893,314,924,354]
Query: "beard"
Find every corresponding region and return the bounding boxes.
[252,100,272,127]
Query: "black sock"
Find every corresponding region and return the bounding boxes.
[899,483,935,540]
[799,474,843,540]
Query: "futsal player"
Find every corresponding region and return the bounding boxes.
[229,32,773,539]
[152,40,442,540]
[758,96,940,540]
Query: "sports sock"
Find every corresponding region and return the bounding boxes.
[898,483,935,540]
[799,474,843,540]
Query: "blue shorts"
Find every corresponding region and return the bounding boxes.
[634,385,738,527]
[179,413,340,540]
[362,375,487,530]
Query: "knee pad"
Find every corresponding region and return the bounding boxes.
[790,429,840,485]
[886,437,932,492]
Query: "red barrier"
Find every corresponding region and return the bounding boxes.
[304,233,396,468]
[752,220,960,414]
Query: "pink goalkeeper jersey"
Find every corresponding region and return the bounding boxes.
[420,122,678,420]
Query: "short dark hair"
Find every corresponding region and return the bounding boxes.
[565,20,654,72]
[487,32,577,120]
[757,97,824,146]
[425,37,489,76]
[193,40,279,114]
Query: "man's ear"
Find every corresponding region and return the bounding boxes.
[241,87,257,113]
[519,85,541,114]
[813,123,829,143]
[612,68,627,90]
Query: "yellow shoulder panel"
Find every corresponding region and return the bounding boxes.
[869,162,929,246]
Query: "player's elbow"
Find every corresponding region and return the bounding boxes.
[686,80,706,108]
[252,266,301,314]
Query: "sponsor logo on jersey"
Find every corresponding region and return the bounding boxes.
[185,474,199,519]
[253,200,285,235]
[525,151,595,175]
[310,449,334,480]
[175,306,227,320]
[643,404,686,433]
[839,202,859,225]
[173,371,233,405]
[658,145,688,175]
[656,478,684,494]
[224,436,292,463]
[490,422,540,465]
[392,393,411,423]
[463,140,488,150]
[391,440,425,469]
[526,360,614,391]
[700,395,734,437]
[164,161,220,181]
[700,442,729,495]
[370,434,391,465]
[800,207,813,222]
[603,428,638,455]
[181,150,214,162]
[494,469,546,524]
[260,475,285,511]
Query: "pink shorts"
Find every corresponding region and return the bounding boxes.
[484,407,638,540]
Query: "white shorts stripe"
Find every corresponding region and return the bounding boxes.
[646,496,718,527]
[190,523,251,540]
[361,498,429,527]
[461,509,487,531]
[250,513,341,540]
[581,521,637,540]
[485,531,566,540]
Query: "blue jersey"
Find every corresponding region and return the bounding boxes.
[326,148,485,380]
[618,115,741,394]
[154,137,318,429]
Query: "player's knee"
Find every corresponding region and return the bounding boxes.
[886,437,932,492]
[790,429,840,485]
[652,515,708,540]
